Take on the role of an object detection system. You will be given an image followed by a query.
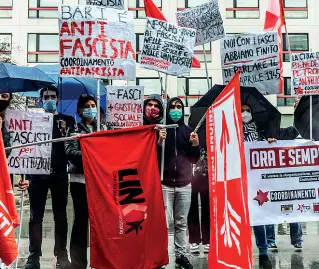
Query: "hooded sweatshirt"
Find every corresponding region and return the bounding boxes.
[143,94,164,125]
[162,97,200,187]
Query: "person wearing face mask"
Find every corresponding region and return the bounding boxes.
[21,86,75,269]
[0,92,13,157]
[241,103,276,269]
[65,94,106,269]
[160,97,200,269]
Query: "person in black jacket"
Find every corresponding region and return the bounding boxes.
[162,97,200,269]
[65,94,106,269]
[21,86,75,269]
[0,92,13,157]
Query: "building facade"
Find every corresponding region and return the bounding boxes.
[0,0,313,126]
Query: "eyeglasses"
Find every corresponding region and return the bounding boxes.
[80,94,95,98]
[241,109,251,113]
[170,104,183,109]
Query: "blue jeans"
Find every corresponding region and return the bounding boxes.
[266,223,303,245]
[253,226,268,255]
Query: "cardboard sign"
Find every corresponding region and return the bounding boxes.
[86,0,124,9]
[176,0,224,46]
[5,110,53,175]
[291,52,319,96]
[140,18,196,77]
[246,140,319,226]
[206,72,253,269]
[106,86,144,128]
[59,5,136,80]
[221,32,280,94]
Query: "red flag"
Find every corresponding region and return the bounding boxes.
[206,72,252,269]
[264,0,286,94]
[80,126,169,269]
[0,129,19,266]
[143,0,201,68]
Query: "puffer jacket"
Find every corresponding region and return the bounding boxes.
[2,125,11,157]
[65,121,106,174]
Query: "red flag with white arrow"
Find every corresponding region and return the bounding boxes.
[206,71,252,268]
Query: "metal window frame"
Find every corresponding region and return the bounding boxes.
[282,33,309,62]
[179,77,212,96]
[231,0,259,19]
[283,0,308,8]
[130,0,162,18]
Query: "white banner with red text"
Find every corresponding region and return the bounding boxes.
[246,140,319,226]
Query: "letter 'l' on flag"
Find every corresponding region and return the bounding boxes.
[0,128,19,266]
[80,125,169,269]
[264,0,286,94]
[206,72,253,269]
[143,0,201,68]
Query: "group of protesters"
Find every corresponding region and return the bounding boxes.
[0,86,304,269]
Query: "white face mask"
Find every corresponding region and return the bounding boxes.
[242,111,252,123]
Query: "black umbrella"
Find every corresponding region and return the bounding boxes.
[294,95,319,140]
[189,84,281,139]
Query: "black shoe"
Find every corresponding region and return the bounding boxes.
[259,255,272,269]
[56,257,71,269]
[175,255,193,269]
[268,243,278,252]
[22,256,40,269]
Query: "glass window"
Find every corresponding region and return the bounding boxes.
[277,77,295,106]
[284,77,291,95]
[27,34,59,63]
[284,0,308,19]
[177,0,210,8]
[0,0,12,18]
[29,0,80,18]
[0,0,12,6]
[128,0,162,19]
[283,33,309,62]
[136,33,145,63]
[127,78,162,96]
[226,0,259,19]
[194,43,212,62]
[0,34,11,61]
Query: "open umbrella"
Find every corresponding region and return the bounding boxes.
[0,63,55,93]
[294,95,319,140]
[189,84,281,139]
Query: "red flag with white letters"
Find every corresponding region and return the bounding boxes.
[206,72,252,268]
[80,125,168,269]
[0,129,19,266]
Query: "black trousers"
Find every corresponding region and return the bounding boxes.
[188,174,210,245]
[27,174,69,259]
[70,182,88,269]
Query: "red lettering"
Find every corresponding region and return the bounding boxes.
[71,21,84,36]
[86,21,96,36]
[97,21,108,36]
[60,39,72,57]
[110,39,118,60]
[72,39,86,57]
[60,21,71,36]
[85,38,93,57]
[125,41,136,60]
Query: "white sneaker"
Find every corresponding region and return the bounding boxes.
[204,244,210,253]
[190,243,200,254]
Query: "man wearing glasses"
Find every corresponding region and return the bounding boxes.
[20,86,75,269]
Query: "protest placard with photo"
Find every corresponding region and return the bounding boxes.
[59,5,136,80]
[176,0,224,46]
[140,18,196,77]
[245,140,319,226]
[106,86,144,128]
[86,0,124,9]
[5,110,53,175]
[291,52,319,96]
[221,32,280,94]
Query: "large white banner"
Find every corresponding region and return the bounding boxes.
[106,86,144,128]
[5,110,53,175]
[86,0,124,9]
[221,32,280,94]
[176,0,224,46]
[59,5,136,80]
[246,140,319,226]
[291,52,319,96]
[140,18,196,77]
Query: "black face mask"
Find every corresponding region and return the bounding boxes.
[0,100,10,112]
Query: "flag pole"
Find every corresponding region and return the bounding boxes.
[160,74,168,181]
[97,79,101,131]
[310,95,313,140]
[202,44,211,90]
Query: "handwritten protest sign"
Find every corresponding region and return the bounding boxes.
[176,0,224,46]
[5,110,53,175]
[58,5,136,80]
[86,0,124,9]
[140,18,196,77]
[221,32,280,94]
[291,52,319,96]
[106,86,144,128]
[246,140,319,226]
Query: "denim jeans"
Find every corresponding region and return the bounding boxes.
[266,223,303,245]
[162,184,192,258]
[253,225,268,255]
[27,174,69,259]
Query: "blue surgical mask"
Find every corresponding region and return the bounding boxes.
[43,100,57,113]
[169,109,183,122]
[83,107,97,120]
